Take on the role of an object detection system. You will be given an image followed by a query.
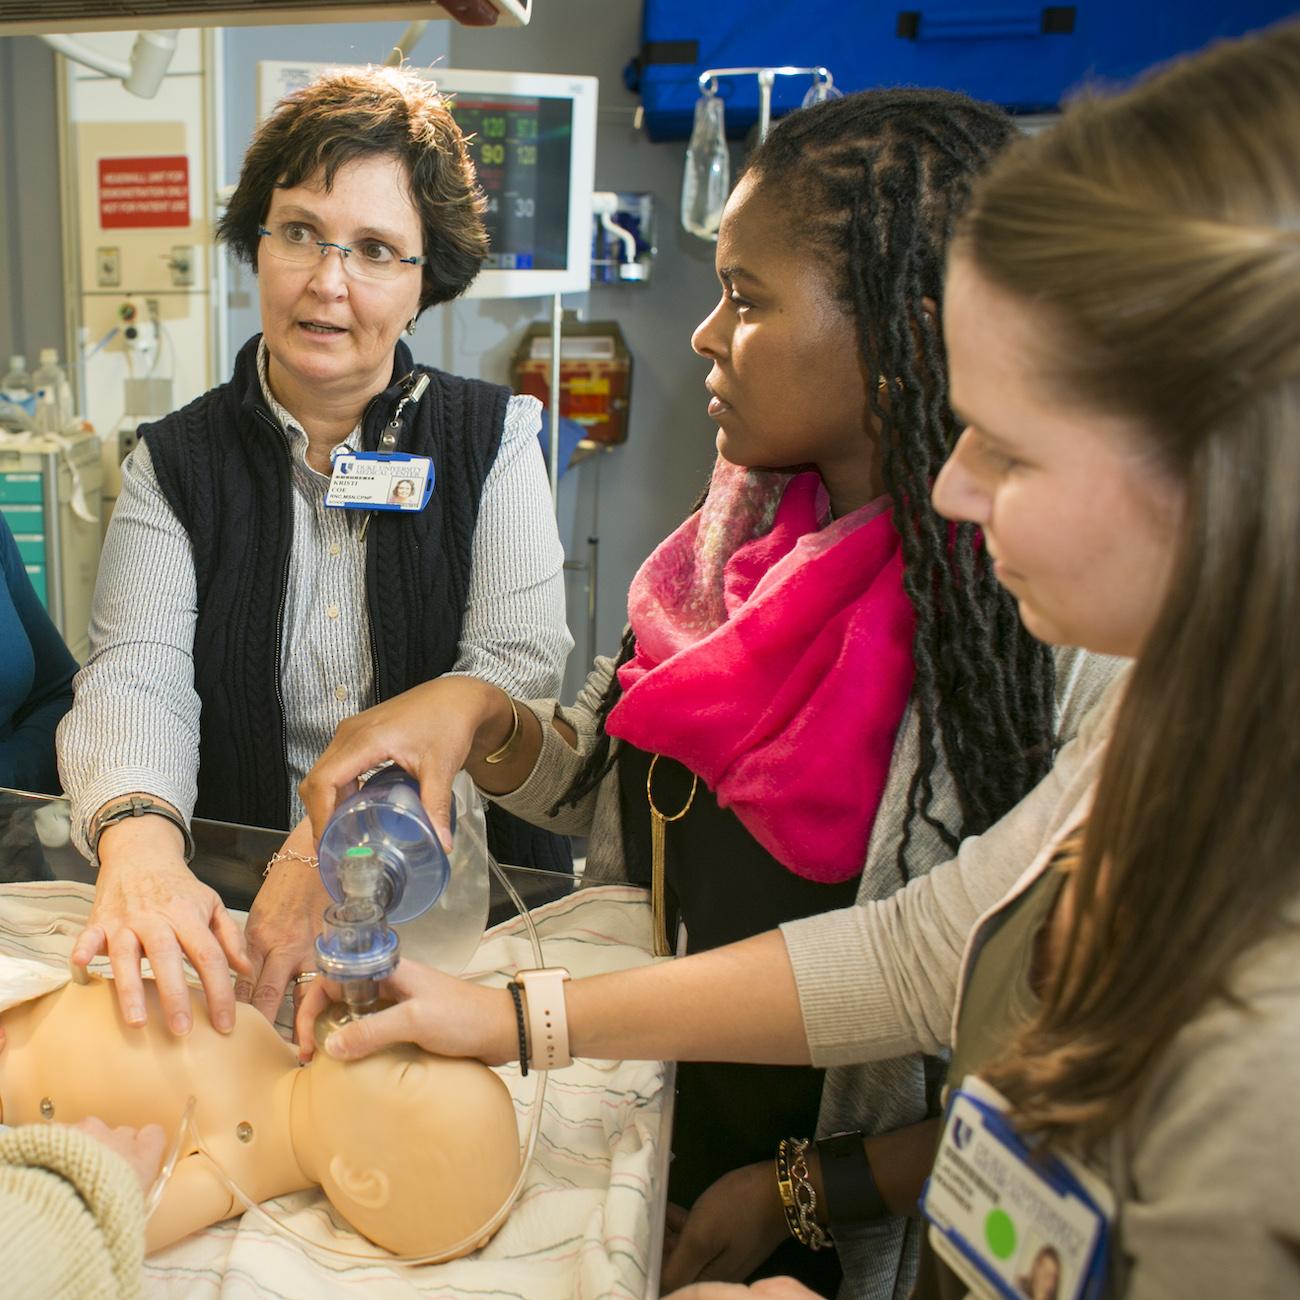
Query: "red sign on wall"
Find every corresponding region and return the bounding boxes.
[98,155,190,229]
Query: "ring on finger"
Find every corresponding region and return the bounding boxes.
[293,972,319,986]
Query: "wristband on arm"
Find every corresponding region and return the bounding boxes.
[513,966,572,1070]
[89,793,195,864]
[816,1130,889,1234]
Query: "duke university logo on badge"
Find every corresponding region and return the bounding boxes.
[920,1076,1114,1300]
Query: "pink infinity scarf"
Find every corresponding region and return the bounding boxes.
[605,458,916,883]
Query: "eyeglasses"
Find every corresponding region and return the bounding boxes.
[257,221,425,282]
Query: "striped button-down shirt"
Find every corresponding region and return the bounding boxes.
[59,346,570,851]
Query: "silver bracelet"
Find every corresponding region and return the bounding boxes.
[263,849,320,879]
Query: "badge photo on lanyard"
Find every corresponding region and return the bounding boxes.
[920,1076,1115,1300]
[325,451,434,513]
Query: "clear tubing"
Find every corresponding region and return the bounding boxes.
[146,858,548,1266]
[143,1095,197,1220]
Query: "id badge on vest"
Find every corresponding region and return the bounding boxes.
[920,1076,1114,1300]
[325,451,433,512]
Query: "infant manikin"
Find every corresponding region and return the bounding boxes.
[0,975,520,1257]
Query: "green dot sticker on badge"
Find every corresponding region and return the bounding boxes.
[922,1080,1114,1300]
[984,1208,1018,1260]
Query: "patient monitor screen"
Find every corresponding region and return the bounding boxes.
[448,92,573,272]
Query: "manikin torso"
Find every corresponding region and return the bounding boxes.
[0,976,521,1257]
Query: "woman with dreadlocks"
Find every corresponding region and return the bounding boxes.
[300,88,1120,1297]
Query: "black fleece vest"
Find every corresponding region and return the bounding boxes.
[146,336,571,873]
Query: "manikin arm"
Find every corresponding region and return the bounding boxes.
[143,1151,240,1255]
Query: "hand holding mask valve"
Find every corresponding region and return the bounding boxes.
[314,765,492,1020]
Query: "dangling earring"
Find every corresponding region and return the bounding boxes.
[406,316,418,336]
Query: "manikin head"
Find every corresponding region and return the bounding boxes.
[291,1021,521,1258]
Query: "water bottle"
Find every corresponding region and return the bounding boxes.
[317,766,452,924]
[32,348,71,435]
[681,91,730,240]
[1,355,34,418]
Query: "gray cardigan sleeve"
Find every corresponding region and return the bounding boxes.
[0,1124,146,1300]
[783,655,1127,1067]
[482,656,631,875]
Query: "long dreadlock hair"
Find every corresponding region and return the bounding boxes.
[555,89,1057,868]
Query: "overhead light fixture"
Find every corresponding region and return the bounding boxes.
[42,28,178,98]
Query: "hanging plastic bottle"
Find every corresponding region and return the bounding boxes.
[0,355,35,418]
[681,88,730,241]
[801,71,844,110]
[317,765,452,924]
[32,348,71,435]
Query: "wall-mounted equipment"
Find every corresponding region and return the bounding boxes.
[0,1,530,36]
[41,30,178,100]
[511,322,632,452]
[591,192,655,285]
[258,63,598,300]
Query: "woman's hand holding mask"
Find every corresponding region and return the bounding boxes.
[299,676,542,854]
[294,958,517,1067]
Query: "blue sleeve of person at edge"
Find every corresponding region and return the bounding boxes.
[0,515,77,794]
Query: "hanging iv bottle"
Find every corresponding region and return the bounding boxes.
[802,73,844,110]
[681,90,729,240]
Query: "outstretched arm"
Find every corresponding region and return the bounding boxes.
[297,928,810,1068]
[58,440,247,1034]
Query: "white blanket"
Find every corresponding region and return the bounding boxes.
[0,881,666,1299]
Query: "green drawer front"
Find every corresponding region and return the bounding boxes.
[24,563,47,604]
[1,502,41,526]
[0,474,43,505]
[11,533,45,565]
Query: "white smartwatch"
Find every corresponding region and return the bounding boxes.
[515,966,572,1070]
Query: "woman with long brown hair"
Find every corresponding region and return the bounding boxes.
[300,21,1300,1300]
[912,20,1300,1297]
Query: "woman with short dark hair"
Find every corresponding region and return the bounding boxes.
[57,65,571,1040]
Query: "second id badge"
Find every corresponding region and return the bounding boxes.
[920,1075,1114,1300]
[325,452,433,512]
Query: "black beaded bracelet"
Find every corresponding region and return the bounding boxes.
[508,980,530,1077]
